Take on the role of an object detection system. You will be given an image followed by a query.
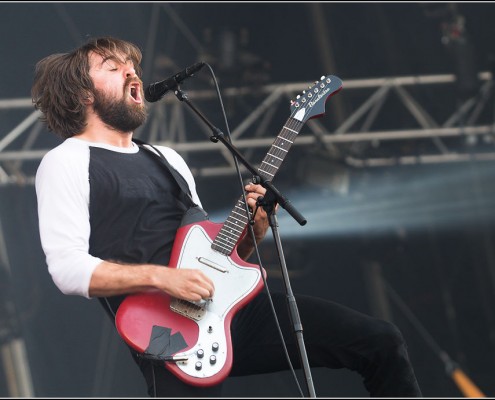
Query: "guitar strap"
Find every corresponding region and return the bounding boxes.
[132,137,197,208]
[130,138,201,361]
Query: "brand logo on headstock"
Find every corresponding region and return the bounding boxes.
[308,86,330,108]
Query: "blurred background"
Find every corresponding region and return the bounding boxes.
[1,1,495,397]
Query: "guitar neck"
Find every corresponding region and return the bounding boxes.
[211,117,304,255]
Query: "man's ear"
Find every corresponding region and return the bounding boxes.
[83,91,94,105]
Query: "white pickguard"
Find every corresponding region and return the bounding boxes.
[172,224,262,378]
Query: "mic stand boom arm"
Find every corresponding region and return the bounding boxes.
[173,89,307,225]
[173,87,316,397]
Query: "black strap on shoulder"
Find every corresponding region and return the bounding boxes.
[132,138,197,207]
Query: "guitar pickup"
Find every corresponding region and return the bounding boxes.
[197,257,228,273]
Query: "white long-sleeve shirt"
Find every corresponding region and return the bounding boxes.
[35,137,201,299]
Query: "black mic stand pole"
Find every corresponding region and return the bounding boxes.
[172,87,316,398]
[257,190,316,399]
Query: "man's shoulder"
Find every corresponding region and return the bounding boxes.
[40,138,89,169]
[45,137,87,154]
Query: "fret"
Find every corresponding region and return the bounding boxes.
[257,168,275,177]
[284,127,298,134]
[215,236,236,247]
[272,145,288,152]
[211,242,232,255]
[217,230,239,243]
[260,161,278,169]
[267,153,283,161]
[227,215,248,225]
[221,223,244,235]
[276,136,294,144]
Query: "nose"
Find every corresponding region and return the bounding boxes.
[124,62,136,78]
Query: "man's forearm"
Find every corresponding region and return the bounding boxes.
[88,261,162,297]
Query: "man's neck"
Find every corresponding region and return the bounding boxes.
[77,114,133,148]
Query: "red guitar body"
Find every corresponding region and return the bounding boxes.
[116,217,266,387]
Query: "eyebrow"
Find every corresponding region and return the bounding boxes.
[100,55,133,67]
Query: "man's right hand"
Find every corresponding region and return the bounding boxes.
[157,267,215,302]
[88,261,215,301]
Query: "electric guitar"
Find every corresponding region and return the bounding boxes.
[115,75,343,387]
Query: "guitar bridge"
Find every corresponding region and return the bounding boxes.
[170,298,207,321]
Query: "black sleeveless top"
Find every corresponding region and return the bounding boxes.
[87,146,192,316]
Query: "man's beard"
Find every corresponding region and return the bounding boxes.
[93,86,147,133]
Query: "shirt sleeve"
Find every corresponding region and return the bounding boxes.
[35,142,102,299]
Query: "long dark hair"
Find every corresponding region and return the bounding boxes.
[31,37,143,139]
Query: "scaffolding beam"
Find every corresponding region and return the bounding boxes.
[0,72,493,183]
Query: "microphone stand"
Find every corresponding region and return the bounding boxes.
[172,87,316,397]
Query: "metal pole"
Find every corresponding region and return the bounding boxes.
[0,339,34,397]
[0,218,35,396]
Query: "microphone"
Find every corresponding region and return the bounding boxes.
[144,61,206,102]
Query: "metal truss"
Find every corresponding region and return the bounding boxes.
[0,71,494,186]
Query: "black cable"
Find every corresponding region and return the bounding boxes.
[203,62,305,397]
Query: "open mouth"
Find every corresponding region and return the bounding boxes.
[129,82,142,104]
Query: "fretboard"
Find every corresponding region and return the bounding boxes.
[211,117,304,255]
